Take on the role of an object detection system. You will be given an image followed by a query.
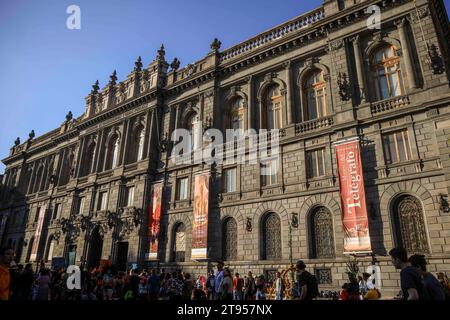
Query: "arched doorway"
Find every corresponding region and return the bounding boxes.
[309,206,335,259]
[87,226,103,269]
[115,241,129,272]
[261,213,281,260]
[222,217,237,261]
[392,195,429,254]
[172,222,186,262]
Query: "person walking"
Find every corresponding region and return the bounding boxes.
[243,271,255,300]
[214,261,224,300]
[409,254,445,300]
[232,272,243,300]
[295,260,318,301]
[219,268,233,300]
[274,271,284,300]
[36,268,51,300]
[389,247,429,300]
[206,271,215,300]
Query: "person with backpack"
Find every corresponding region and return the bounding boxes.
[274,271,285,300]
[295,260,318,300]
[243,271,256,300]
[255,275,266,300]
[409,254,445,300]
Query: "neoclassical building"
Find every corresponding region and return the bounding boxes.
[1,0,450,295]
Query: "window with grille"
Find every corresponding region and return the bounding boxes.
[173,223,186,262]
[393,195,429,254]
[310,207,335,259]
[262,213,281,260]
[222,217,237,261]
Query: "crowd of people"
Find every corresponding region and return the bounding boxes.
[1,246,449,301]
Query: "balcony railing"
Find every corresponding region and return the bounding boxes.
[220,7,325,63]
[295,116,334,135]
[370,95,410,115]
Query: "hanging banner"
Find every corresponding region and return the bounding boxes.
[30,206,47,261]
[191,172,210,260]
[335,137,372,253]
[146,182,163,260]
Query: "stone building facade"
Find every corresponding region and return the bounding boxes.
[1,0,450,295]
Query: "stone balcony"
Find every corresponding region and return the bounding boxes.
[370,95,410,115]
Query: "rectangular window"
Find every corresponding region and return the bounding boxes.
[261,159,278,186]
[76,197,85,215]
[176,178,189,200]
[52,203,61,220]
[306,149,326,179]
[34,207,40,222]
[223,168,237,193]
[382,130,412,164]
[98,192,108,211]
[124,186,135,207]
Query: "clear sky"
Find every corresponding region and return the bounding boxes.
[0,0,449,173]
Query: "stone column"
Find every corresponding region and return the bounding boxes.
[350,35,367,103]
[395,18,418,90]
[284,61,293,125]
[247,76,253,130]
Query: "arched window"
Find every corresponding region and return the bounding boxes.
[33,165,44,194]
[105,135,119,170]
[59,150,73,186]
[83,143,96,176]
[186,113,201,153]
[304,70,327,120]
[261,213,281,260]
[222,217,237,261]
[228,98,245,130]
[310,206,335,258]
[45,236,56,262]
[172,223,186,262]
[136,127,145,161]
[265,85,283,130]
[392,195,429,254]
[370,45,404,101]
[128,126,145,163]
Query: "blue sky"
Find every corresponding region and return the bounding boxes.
[0,0,449,173]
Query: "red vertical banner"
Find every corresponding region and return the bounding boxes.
[146,182,163,261]
[335,137,372,253]
[30,206,46,261]
[191,172,210,260]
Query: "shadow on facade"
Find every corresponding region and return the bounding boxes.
[361,139,386,256]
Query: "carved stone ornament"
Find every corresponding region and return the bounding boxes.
[170,57,180,71]
[337,72,351,101]
[246,217,253,232]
